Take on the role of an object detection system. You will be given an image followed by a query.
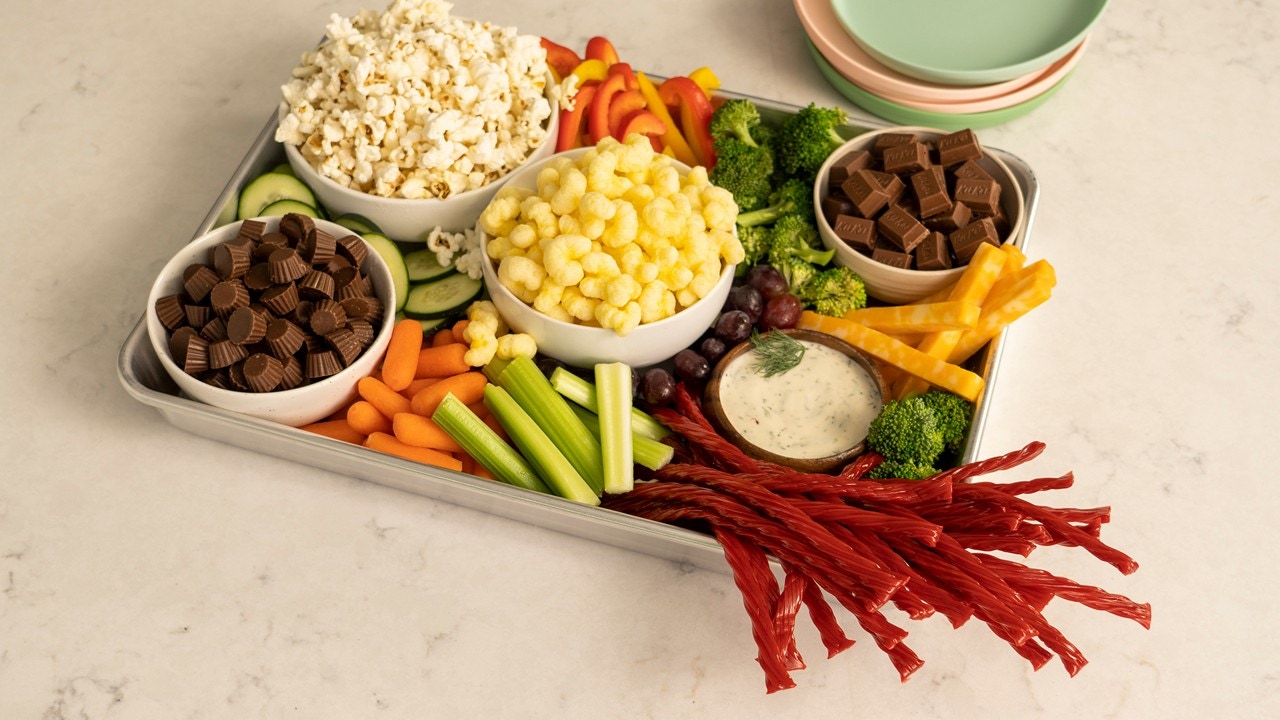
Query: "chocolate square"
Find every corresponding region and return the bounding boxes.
[873,132,918,155]
[871,247,913,269]
[952,159,994,184]
[869,170,906,205]
[833,214,876,255]
[953,177,1001,215]
[924,201,972,234]
[840,169,890,218]
[936,129,983,166]
[910,165,952,219]
[949,218,1000,263]
[828,150,873,188]
[821,193,855,225]
[882,141,931,175]
[915,232,953,271]
[877,205,929,254]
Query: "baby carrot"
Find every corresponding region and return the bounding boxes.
[431,329,456,348]
[451,319,470,344]
[400,376,441,400]
[415,343,471,378]
[358,376,412,418]
[364,432,464,472]
[411,371,489,416]
[466,399,491,420]
[457,451,477,476]
[472,463,496,481]
[392,412,465,452]
[381,318,424,391]
[299,419,365,444]
[482,412,509,442]
[347,400,392,436]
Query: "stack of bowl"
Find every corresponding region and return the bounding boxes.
[793,0,1109,130]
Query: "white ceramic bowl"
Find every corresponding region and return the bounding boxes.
[479,147,737,368]
[814,127,1025,304]
[279,89,558,241]
[146,216,395,426]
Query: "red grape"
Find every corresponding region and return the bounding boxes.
[759,294,802,331]
[746,264,788,300]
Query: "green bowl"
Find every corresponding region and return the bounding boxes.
[807,42,1072,131]
[830,0,1108,86]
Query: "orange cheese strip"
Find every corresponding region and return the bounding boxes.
[842,301,980,334]
[896,243,1007,398]
[798,311,985,402]
[948,261,1056,365]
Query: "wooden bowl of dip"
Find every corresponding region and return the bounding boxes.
[703,329,890,474]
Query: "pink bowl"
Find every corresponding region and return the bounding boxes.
[793,0,1043,104]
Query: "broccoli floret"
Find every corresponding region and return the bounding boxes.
[774,255,821,294]
[868,458,938,481]
[736,178,814,227]
[796,265,867,317]
[866,397,944,465]
[710,137,774,212]
[736,224,771,270]
[766,214,834,266]
[917,389,974,455]
[775,103,849,179]
[709,98,763,148]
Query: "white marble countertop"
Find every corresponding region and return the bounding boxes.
[4,0,1277,717]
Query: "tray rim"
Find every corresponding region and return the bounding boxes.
[117,87,1041,575]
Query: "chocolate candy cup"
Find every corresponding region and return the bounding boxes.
[259,282,300,316]
[301,228,337,265]
[209,279,250,319]
[347,318,375,348]
[154,294,186,331]
[267,247,309,284]
[297,269,336,301]
[265,318,306,359]
[336,234,368,267]
[278,213,315,244]
[226,306,268,345]
[182,264,221,303]
[325,326,362,366]
[339,295,382,322]
[208,339,249,370]
[243,263,274,292]
[309,299,347,336]
[278,355,304,391]
[242,353,284,393]
[213,241,251,280]
[236,219,267,244]
[184,304,211,330]
[305,349,343,379]
[199,316,228,342]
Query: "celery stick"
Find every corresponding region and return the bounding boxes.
[482,357,511,384]
[482,385,600,506]
[496,356,605,494]
[431,393,550,495]
[548,366,670,441]
[570,404,674,473]
[594,363,634,495]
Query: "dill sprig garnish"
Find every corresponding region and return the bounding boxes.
[749,330,806,377]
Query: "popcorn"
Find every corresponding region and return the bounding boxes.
[276,0,557,200]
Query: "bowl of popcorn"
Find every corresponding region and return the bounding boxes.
[275,0,560,240]
[814,126,1024,304]
[477,135,744,368]
[146,214,396,427]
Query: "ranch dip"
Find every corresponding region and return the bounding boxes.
[718,339,882,459]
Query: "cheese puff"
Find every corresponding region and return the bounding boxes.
[689,258,723,299]
[533,281,567,316]
[581,251,621,278]
[663,264,694,291]
[478,187,524,235]
[498,255,546,296]
[595,300,642,336]
[558,213,583,236]
[651,164,681,198]
[496,333,538,360]
[713,228,746,265]
[535,166,561,193]
[613,134,656,174]
[605,274,642,308]
[508,223,538,250]
[634,261,659,285]
[676,287,700,309]
[579,274,608,300]
[685,164,711,188]
[560,286,599,322]
[652,243,680,269]
[486,233,515,260]
[464,334,499,367]
[550,167,587,216]
[543,234,591,286]
[522,199,559,238]
[610,243,645,275]
[579,191,616,223]
[641,196,680,235]
[599,201,638,248]
[637,280,676,324]
[622,183,655,208]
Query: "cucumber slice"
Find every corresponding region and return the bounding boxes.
[258,198,323,219]
[361,232,410,312]
[395,313,451,335]
[237,172,317,220]
[404,249,456,283]
[403,273,483,320]
[270,162,296,177]
[333,213,383,236]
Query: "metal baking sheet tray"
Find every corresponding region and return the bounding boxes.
[117,90,1040,575]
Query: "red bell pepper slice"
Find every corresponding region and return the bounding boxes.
[606,62,638,91]
[556,81,598,152]
[657,76,717,168]
[584,36,620,66]
[587,73,629,145]
[540,37,581,82]
[607,89,647,139]
[618,109,667,151]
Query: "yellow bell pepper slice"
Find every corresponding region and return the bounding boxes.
[635,71,698,167]
[571,59,609,86]
[688,66,721,99]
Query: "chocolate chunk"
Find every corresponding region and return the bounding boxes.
[265,318,306,358]
[297,269,336,301]
[925,202,973,234]
[267,247,309,284]
[936,129,983,166]
[949,218,1001,263]
[877,205,929,254]
[213,241,251,280]
[871,247,913,269]
[915,232,953,271]
[882,141,930,175]
[260,282,300,316]
[154,294,186,331]
[209,279,250,319]
[226,306,268,345]
[309,299,347,336]
[840,169,890,218]
[954,177,1001,216]
[208,338,249,370]
[910,166,952,219]
[952,160,994,184]
[182,264,221,303]
[242,353,284,393]
[873,132,917,154]
[833,214,876,255]
[828,150,873,188]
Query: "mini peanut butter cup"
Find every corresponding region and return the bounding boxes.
[292,300,315,327]
[347,318,374,347]
[182,264,221,303]
[279,213,315,244]
[243,263,274,292]
[154,294,186,331]
[325,255,352,274]
[301,228,337,265]
[297,269,335,301]
[168,326,199,365]
[184,304,211,330]
[279,355,304,390]
[180,334,210,374]
[208,338,249,369]
[199,315,227,342]
[209,279,249,319]
[265,318,306,358]
[226,306,269,345]
[236,219,267,244]
[309,299,346,336]
[242,352,284,393]
[260,282,300,316]
[335,234,368,267]
[227,361,249,391]
[252,232,289,261]
[267,247,309,284]
[213,241,252,280]
[201,369,230,389]
[340,295,384,323]
[305,349,342,379]
[325,327,362,366]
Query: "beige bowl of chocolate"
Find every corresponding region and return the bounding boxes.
[146,215,395,427]
[813,126,1025,305]
[702,329,888,474]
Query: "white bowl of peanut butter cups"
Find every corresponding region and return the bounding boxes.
[147,215,395,427]
[814,126,1024,304]
[477,141,741,368]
